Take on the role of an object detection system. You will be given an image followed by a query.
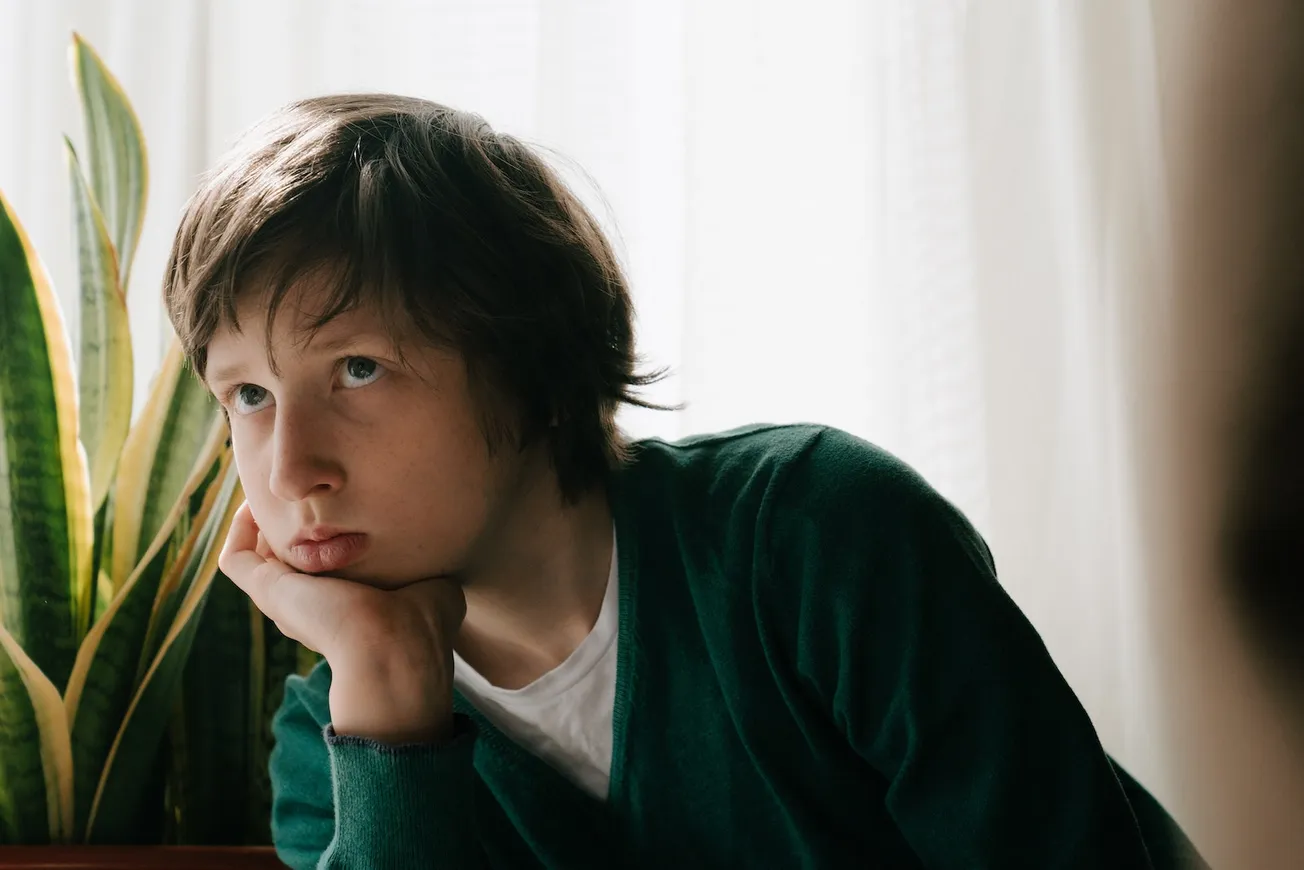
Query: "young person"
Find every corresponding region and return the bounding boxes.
[163,94,1202,869]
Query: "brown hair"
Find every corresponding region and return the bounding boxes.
[163,93,669,502]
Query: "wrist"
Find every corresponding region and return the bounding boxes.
[329,644,455,745]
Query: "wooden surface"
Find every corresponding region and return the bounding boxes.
[0,847,285,868]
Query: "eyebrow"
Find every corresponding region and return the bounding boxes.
[204,333,380,388]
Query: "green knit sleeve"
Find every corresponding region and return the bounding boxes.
[765,426,1172,869]
[269,662,490,869]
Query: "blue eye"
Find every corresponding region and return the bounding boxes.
[341,357,385,388]
[232,384,272,415]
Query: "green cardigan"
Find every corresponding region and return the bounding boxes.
[268,424,1202,868]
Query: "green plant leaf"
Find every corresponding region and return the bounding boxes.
[249,622,301,843]
[67,137,132,521]
[83,462,241,844]
[70,33,148,289]
[93,568,115,626]
[297,643,323,677]
[137,419,228,680]
[87,496,113,631]
[0,624,73,845]
[64,441,230,843]
[169,573,258,845]
[65,524,179,844]
[0,189,92,694]
[109,341,221,593]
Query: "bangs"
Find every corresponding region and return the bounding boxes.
[199,139,491,379]
[163,94,668,501]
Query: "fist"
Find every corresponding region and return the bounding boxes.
[219,501,467,743]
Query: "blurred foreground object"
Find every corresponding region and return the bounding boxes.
[1147,1,1304,866]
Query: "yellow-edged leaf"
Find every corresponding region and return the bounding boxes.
[67,424,227,724]
[93,568,114,626]
[109,340,221,593]
[168,576,261,844]
[139,416,229,669]
[67,137,132,518]
[64,442,229,843]
[70,33,148,288]
[84,464,242,843]
[0,624,74,845]
[0,189,93,694]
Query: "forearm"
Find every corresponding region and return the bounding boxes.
[270,656,487,870]
[319,716,489,870]
[328,649,456,745]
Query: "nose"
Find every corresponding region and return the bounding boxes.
[267,403,345,502]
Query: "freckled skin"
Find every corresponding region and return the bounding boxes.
[205,279,530,591]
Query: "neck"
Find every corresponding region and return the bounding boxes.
[453,450,614,690]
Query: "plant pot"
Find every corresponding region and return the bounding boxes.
[0,846,285,868]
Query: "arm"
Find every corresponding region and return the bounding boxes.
[222,504,493,868]
[269,666,491,870]
[767,427,1160,868]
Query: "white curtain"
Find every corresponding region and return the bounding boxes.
[4,1,1299,863]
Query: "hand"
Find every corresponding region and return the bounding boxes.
[218,501,467,744]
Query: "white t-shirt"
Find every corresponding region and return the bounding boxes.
[452,533,619,800]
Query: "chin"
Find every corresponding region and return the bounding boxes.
[334,564,426,590]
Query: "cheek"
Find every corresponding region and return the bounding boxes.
[230,435,278,532]
[381,435,492,515]
[368,424,497,546]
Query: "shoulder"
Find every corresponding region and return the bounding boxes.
[623,422,927,510]
[627,422,829,477]
[753,425,998,615]
[617,423,989,585]
[767,425,981,550]
[629,423,962,537]
[764,424,939,506]
[614,423,821,520]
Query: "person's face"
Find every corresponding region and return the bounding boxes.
[204,279,524,588]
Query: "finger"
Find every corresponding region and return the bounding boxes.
[218,502,365,655]
[219,501,259,574]
[220,545,327,647]
[220,504,293,609]
[220,542,294,605]
[247,569,360,659]
[221,545,357,656]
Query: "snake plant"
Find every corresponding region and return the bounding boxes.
[0,33,311,847]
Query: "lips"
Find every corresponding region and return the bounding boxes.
[287,530,370,574]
